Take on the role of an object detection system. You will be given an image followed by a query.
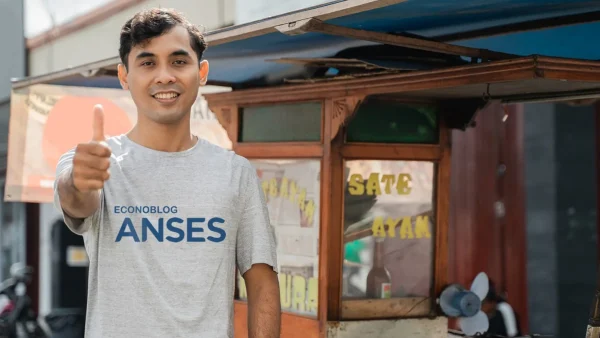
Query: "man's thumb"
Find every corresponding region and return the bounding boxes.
[92,104,106,142]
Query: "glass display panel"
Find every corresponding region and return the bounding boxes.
[237,159,321,317]
[342,160,435,300]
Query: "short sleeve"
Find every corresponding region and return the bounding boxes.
[236,164,278,276]
[53,148,102,235]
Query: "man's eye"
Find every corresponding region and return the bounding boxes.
[141,61,154,67]
[174,60,187,65]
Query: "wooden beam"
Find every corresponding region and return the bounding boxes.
[207,0,410,46]
[341,297,431,319]
[234,143,323,158]
[276,18,516,60]
[234,301,320,338]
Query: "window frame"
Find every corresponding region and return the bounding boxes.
[234,157,323,321]
[207,92,450,329]
[238,100,324,144]
[344,96,441,145]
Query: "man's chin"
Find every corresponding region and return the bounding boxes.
[147,110,188,125]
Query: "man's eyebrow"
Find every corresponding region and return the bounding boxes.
[135,51,155,59]
[171,49,191,57]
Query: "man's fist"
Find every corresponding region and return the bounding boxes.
[71,104,112,192]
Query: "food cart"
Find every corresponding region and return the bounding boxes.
[7,0,600,337]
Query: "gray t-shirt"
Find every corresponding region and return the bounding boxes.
[53,135,278,338]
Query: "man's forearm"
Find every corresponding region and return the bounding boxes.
[247,282,281,338]
[57,168,100,219]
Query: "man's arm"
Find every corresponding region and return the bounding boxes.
[244,263,281,338]
[56,167,102,219]
[54,104,111,224]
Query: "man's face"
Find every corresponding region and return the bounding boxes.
[118,25,208,125]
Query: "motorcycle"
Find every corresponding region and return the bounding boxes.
[0,263,49,338]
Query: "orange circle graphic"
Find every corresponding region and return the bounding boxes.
[43,96,133,171]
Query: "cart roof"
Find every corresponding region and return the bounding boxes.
[12,0,600,91]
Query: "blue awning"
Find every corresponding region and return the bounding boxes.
[11,0,600,90]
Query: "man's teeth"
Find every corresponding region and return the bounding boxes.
[154,93,179,99]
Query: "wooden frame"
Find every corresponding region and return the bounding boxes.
[336,103,449,320]
[202,55,600,337]
[208,90,451,336]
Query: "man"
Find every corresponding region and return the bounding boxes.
[53,8,281,338]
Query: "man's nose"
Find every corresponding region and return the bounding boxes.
[155,66,176,84]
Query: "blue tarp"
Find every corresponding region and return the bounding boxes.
[206,0,600,86]
[19,0,600,89]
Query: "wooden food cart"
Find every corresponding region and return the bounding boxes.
[7,1,600,337]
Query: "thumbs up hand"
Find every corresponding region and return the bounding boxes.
[71,104,112,193]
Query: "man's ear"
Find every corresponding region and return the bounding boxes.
[199,60,209,86]
[117,64,129,90]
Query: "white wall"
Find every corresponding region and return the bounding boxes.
[38,203,62,316]
[29,0,235,76]
[235,0,331,25]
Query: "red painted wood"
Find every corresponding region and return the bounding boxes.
[448,103,528,333]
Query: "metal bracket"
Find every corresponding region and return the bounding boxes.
[276,18,516,61]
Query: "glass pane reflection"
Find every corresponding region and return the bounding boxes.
[236,159,321,317]
[342,160,435,300]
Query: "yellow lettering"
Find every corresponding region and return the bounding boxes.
[304,200,315,226]
[348,174,364,195]
[399,217,414,239]
[289,181,298,203]
[242,272,319,315]
[386,217,402,238]
[371,217,387,238]
[396,174,412,195]
[280,177,289,199]
[307,277,318,314]
[366,173,382,195]
[348,172,416,196]
[415,216,431,238]
[381,175,396,194]
[250,273,319,313]
[292,276,306,312]
[298,188,306,211]
[269,178,278,197]
[280,273,292,309]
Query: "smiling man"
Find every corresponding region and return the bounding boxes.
[53,8,280,338]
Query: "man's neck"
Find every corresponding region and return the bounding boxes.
[127,116,197,152]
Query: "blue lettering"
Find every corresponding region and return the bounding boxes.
[114,206,120,214]
[166,218,185,243]
[142,218,163,242]
[114,217,227,243]
[187,218,206,242]
[207,217,226,243]
[115,218,140,242]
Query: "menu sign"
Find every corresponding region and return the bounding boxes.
[237,159,321,317]
[5,84,231,203]
[342,160,434,299]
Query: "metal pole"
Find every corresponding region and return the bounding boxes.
[589,105,600,338]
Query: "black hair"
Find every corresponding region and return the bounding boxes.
[119,8,207,68]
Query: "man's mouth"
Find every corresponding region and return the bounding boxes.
[152,92,180,102]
